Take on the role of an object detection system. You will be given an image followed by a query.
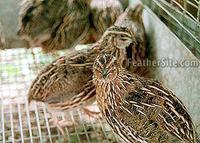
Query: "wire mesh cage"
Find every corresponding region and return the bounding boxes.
[0,0,200,143]
[141,0,200,59]
[0,48,119,143]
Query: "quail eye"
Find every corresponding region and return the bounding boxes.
[121,38,126,41]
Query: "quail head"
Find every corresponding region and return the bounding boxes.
[0,22,5,49]
[18,0,90,52]
[171,0,199,21]
[114,4,147,74]
[93,54,199,143]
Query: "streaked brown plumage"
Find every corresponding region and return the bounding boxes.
[0,22,5,49]
[28,24,145,109]
[18,0,90,52]
[114,4,146,74]
[28,5,147,132]
[29,52,94,110]
[93,54,199,143]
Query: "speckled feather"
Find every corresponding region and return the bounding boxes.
[93,54,198,143]
[18,0,129,52]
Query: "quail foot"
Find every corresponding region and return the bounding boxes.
[18,0,90,52]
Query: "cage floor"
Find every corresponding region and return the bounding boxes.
[0,48,119,143]
[0,101,118,143]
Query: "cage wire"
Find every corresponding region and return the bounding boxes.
[0,48,119,143]
[1,0,200,143]
[141,0,200,59]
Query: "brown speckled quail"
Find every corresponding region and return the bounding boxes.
[0,22,5,49]
[18,0,91,52]
[28,5,147,133]
[93,54,199,143]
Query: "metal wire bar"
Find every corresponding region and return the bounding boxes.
[17,104,24,143]
[198,1,200,21]
[9,104,14,143]
[170,0,199,21]
[78,109,101,143]
[1,103,5,143]
[34,102,43,143]
[160,0,200,37]
[61,112,71,142]
[77,110,91,143]
[69,111,81,143]
[96,118,110,142]
[42,104,53,143]
[25,98,33,143]
[55,121,62,143]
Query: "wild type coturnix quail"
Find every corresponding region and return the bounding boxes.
[93,54,199,143]
[114,4,146,74]
[0,22,5,49]
[18,0,90,52]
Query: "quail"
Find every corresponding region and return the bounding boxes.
[114,4,146,74]
[93,54,199,143]
[171,0,199,21]
[28,25,133,133]
[18,0,90,52]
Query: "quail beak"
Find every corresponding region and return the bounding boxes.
[102,69,108,78]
